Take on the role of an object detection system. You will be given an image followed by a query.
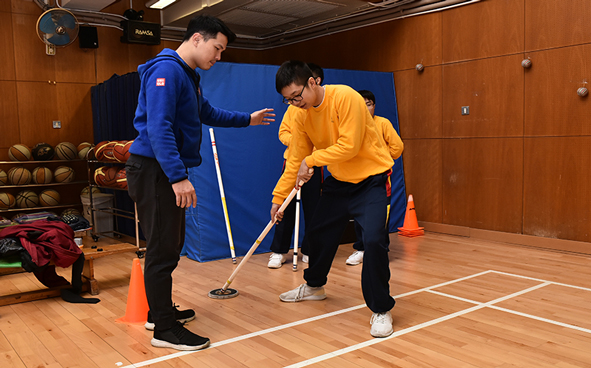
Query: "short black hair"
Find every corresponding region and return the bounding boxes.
[276,60,313,93]
[307,63,324,85]
[358,90,376,105]
[183,15,236,43]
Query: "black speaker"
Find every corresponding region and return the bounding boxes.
[79,26,98,49]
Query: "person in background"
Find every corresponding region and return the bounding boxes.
[271,61,395,338]
[126,15,274,351]
[268,63,324,269]
[346,89,404,266]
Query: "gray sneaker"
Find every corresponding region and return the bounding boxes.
[279,283,327,302]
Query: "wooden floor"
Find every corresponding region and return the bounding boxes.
[2,232,591,367]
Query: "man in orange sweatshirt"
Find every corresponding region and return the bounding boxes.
[271,60,395,338]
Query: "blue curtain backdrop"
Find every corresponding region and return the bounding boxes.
[183,62,406,262]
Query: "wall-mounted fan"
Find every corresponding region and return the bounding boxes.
[36,8,79,47]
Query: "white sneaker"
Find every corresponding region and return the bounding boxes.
[302,254,309,263]
[370,311,394,338]
[267,253,287,268]
[346,250,364,265]
[279,284,327,302]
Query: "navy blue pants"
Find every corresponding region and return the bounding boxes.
[126,154,185,331]
[304,173,395,313]
[270,165,322,255]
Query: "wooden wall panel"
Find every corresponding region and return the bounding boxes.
[56,83,94,144]
[394,66,442,139]
[374,13,441,72]
[442,138,523,233]
[0,11,16,80]
[96,27,130,83]
[226,13,441,73]
[16,81,60,147]
[10,0,40,15]
[442,0,524,63]
[401,139,442,224]
[12,13,55,82]
[525,45,591,137]
[525,0,591,51]
[524,137,591,242]
[442,55,523,138]
[0,81,20,149]
[55,47,96,84]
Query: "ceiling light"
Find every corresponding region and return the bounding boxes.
[145,0,177,9]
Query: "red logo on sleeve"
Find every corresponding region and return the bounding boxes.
[156,78,166,86]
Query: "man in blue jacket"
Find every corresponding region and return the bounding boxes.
[126,15,274,351]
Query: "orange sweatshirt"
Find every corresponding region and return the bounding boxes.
[272,85,393,204]
[278,105,306,160]
[374,115,404,160]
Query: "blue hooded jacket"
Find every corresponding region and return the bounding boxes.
[129,48,250,183]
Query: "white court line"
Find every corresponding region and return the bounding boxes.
[283,282,551,368]
[119,270,492,367]
[428,289,591,336]
[489,270,591,292]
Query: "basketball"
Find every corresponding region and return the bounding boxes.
[78,142,93,159]
[61,208,81,217]
[0,169,7,186]
[80,186,101,195]
[8,167,32,185]
[113,142,131,162]
[115,168,128,189]
[0,192,16,209]
[8,144,32,161]
[32,143,55,161]
[55,142,78,160]
[99,142,117,162]
[54,166,75,183]
[94,167,107,186]
[16,190,39,208]
[94,141,110,161]
[102,166,120,187]
[32,166,53,184]
[39,189,61,206]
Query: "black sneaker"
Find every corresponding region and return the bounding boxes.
[145,305,196,330]
[151,322,210,351]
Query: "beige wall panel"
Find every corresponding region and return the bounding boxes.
[12,13,56,82]
[524,137,591,242]
[0,81,20,149]
[56,83,94,145]
[443,55,523,138]
[394,67,442,140]
[442,138,523,233]
[16,81,60,147]
[10,0,40,14]
[401,139,442,224]
[442,0,524,63]
[525,0,591,51]
[0,12,16,80]
[525,45,591,137]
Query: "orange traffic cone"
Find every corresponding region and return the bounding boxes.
[398,194,424,237]
[116,258,149,324]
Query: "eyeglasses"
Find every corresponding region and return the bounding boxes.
[282,84,306,105]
